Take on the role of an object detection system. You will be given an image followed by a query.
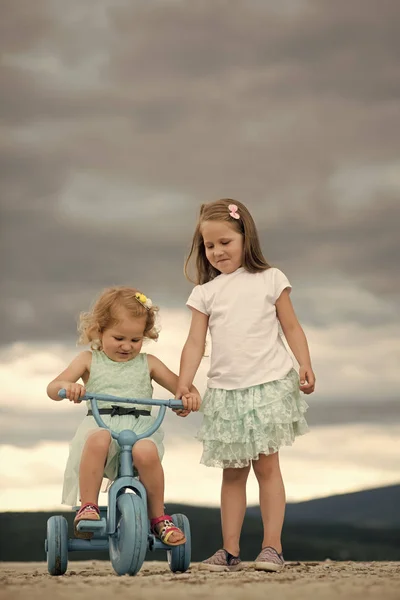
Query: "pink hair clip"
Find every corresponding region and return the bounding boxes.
[228,204,240,219]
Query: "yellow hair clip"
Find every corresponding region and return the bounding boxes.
[135,292,153,310]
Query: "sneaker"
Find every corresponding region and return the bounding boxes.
[199,548,243,572]
[254,546,284,572]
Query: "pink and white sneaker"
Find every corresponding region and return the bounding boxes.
[254,546,285,571]
[199,548,243,572]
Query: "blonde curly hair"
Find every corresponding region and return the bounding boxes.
[78,286,159,350]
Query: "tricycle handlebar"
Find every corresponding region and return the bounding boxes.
[58,389,184,410]
[58,390,185,441]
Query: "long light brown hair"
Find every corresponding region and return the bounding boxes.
[184,199,270,284]
[78,286,159,349]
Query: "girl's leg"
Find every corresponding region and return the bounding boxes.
[132,440,165,518]
[74,430,111,537]
[221,465,251,556]
[132,440,184,545]
[252,452,285,552]
[79,429,112,506]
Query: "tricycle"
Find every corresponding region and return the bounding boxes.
[45,391,191,576]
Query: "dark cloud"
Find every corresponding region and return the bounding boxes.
[107,0,400,103]
[1,0,399,343]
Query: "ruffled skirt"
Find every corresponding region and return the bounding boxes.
[197,368,309,468]
[62,413,164,506]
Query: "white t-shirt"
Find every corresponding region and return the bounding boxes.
[186,267,294,390]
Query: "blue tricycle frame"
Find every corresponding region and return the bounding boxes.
[45,391,191,576]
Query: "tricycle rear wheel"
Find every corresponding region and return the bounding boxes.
[46,515,68,575]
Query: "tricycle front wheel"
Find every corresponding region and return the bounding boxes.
[109,492,148,576]
[167,513,191,573]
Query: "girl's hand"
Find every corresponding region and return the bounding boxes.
[64,382,86,403]
[175,385,190,401]
[173,385,191,417]
[181,391,201,413]
[173,389,201,417]
[174,408,191,418]
[299,366,316,394]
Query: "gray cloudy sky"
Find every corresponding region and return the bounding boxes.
[1,0,400,510]
[1,0,399,344]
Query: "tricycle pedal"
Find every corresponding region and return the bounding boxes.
[76,517,107,534]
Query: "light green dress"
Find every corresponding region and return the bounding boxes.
[197,368,309,469]
[62,351,164,506]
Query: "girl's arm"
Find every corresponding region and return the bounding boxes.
[147,354,201,412]
[177,308,209,398]
[46,351,91,402]
[275,289,316,394]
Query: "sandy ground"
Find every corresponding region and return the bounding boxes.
[1,561,399,600]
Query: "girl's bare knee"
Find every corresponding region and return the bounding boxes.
[132,441,160,469]
[252,452,280,479]
[85,429,111,453]
[223,465,250,483]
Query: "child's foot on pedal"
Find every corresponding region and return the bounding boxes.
[254,546,284,571]
[150,515,186,546]
[73,503,100,539]
[199,549,243,572]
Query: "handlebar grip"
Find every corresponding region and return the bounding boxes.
[169,399,185,410]
[58,389,67,399]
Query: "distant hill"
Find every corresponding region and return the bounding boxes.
[249,484,400,528]
[1,484,399,562]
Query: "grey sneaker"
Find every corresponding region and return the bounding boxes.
[199,548,243,572]
[254,546,284,572]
